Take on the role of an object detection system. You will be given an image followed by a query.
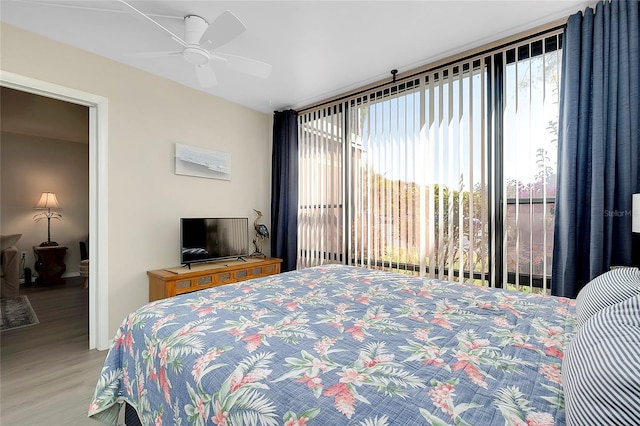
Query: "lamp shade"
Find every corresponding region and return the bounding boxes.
[34,192,60,210]
[633,193,640,233]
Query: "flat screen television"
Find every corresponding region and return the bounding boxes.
[180,217,249,267]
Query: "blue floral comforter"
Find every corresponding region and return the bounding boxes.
[89,264,576,425]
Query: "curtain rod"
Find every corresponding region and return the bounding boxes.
[297,21,566,114]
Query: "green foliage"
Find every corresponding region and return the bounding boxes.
[358,415,390,426]
[493,386,532,423]
[351,166,488,282]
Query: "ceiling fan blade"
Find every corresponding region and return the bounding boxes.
[199,10,246,50]
[116,0,187,47]
[213,53,272,79]
[195,64,218,88]
[17,0,125,14]
[126,51,183,59]
[17,0,184,20]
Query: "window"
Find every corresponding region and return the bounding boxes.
[501,36,561,292]
[298,30,562,292]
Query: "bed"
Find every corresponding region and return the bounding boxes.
[89,264,578,425]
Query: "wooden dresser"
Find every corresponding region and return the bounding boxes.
[147,257,282,301]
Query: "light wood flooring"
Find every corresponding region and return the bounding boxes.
[0,277,108,425]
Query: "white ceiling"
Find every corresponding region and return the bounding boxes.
[1,0,592,114]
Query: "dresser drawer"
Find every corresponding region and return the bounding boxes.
[175,275,215,295]
[175,279,192,291]
[233,269,249,280]
[216,272,234,284]
[195,275,213,287]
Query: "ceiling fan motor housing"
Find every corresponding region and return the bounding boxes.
[183,15,209,65]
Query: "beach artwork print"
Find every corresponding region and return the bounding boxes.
[175,143,231,181]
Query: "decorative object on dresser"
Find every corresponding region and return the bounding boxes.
[147,257,282,301]
[33,192,62,247]
[251,209,269,258]
[33,245,67,286]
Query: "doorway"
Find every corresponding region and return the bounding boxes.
[1,71,109,350]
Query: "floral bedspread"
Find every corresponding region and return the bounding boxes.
[89,264,576,426]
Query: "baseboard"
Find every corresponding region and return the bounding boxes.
[63,272,81,278]
[19,271,81,284]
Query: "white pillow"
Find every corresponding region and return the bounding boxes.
[575,267,640,328]
[0,234,22,251]
[562,294,640,425]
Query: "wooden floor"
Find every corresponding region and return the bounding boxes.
[0,277,108,425]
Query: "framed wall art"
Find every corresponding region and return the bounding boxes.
[175,143,231,181]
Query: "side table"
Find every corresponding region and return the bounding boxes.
[33,245,68,285]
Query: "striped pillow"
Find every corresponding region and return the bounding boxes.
[575,267,640,328]
[562,295,640,426]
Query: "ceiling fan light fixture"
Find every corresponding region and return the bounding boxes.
[183,46,209,65]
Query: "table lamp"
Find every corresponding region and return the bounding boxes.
[33,192,62,246]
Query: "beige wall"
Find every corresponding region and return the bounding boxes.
[1,132,89,274]
[0,23,273,337]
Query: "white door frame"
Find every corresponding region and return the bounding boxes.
[1,70,110,350]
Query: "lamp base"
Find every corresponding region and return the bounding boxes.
[40,241,59,247]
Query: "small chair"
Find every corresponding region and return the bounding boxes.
[1,246,20,297]
[79,238,89,289]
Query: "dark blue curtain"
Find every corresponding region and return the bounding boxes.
[271,110,299,271]
[552,0,640,298]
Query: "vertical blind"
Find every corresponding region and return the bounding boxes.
[297,30,562,291]
[501,34,562,292]
[298,106,345,268]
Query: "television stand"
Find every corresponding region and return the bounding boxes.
[147,257,282,301]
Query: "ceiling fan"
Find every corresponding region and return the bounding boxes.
[118,1,272,88]
[117,1,272,88]
[19,0,272,88]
